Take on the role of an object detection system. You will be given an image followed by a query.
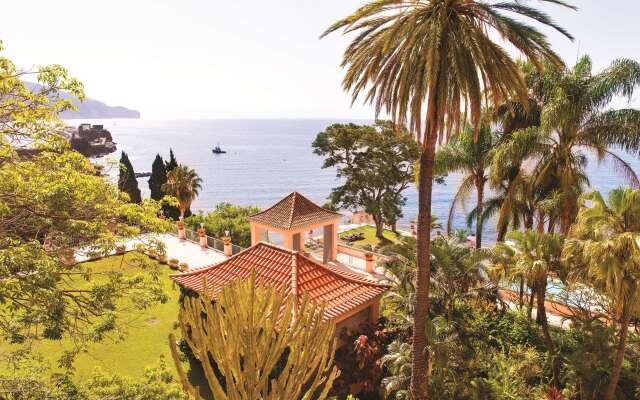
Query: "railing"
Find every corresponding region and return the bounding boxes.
[178,228,246,256]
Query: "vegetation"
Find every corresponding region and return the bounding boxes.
[163,164,202,220]
[0,45,170,368]
[1,253,181,381]
[490,57,640,235]
[435,122,498,247]
[564,188,640,400]
[323,1,574,397]
[313,120,420,239]
[149,153,169,202]
[185,203,260,247]
[170,273,339,399]
[118,151,142,203]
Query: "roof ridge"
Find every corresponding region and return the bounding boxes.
[247,191,295,221]
[288,192,297,229]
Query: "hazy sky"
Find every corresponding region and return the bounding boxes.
[2,1,639,119]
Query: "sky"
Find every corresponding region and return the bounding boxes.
[2,1,639,119]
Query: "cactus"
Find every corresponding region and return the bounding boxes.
[169,272,340,399]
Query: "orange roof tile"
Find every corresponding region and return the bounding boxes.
[248,192,342,231]
[170,242,388,321]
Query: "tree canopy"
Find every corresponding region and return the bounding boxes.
[0,42,171,363]
[312,120,419,239]
[118,151,142,204]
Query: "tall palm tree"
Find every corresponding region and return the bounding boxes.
[563,189,640,400]
[494,57,640,234]
[493,230,565,388]
[322,2,573,397]
[435,122,498,248]
[162,164,202,219]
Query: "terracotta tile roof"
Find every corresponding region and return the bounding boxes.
[248,192,342,231]
[170,242,388,321]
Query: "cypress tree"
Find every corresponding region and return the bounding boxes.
[165,148,178,172]
[148,154,167,201]
[118,151,141,203]
[162,148,185,219]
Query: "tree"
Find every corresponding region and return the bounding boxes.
[563,189,640,400]
[493,57,640,234]
[169,273,339,400]
[493,230,565,388]
[0,42,170,359]
[165,148,178,172]
[185,203,260,248]
[118,151,142,203]
[322,2,573,398]
[435,122,498,248]
[149,154,167,202]
[312,120,419,239]
[162,164,202,220]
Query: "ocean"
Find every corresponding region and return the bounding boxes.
[76,118,640,243]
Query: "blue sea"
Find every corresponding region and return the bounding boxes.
[77,118,640,243]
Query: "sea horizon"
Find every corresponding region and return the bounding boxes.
[70,118,640,243]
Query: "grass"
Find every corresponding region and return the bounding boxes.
[339,225,403,249]
[10,253,184,382]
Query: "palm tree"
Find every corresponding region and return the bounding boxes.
[322,2,573,397]
[162,164,202,219]
[435,122,498,248]
[563,189,640,400]
[493,230,565,388]
[494,57,640,234]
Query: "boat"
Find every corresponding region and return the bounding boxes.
[211,144,227,154]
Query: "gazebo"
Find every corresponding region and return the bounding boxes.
[248,192,342,263]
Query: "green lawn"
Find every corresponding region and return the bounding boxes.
[339,225,403,249]
[12,253,186,381]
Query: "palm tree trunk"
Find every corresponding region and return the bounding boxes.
[536,210,545,233]
[518,276,525,309]
[603,303,632,400]
[536,286,561,389]
[560,199,571,234]
[475,178,484,249]
[410,139,437,400]
[527,287,535,320]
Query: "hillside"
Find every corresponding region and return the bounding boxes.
[25,81,140,119]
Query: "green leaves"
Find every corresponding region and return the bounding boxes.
[312,120,420,234]
[171,273,339,400]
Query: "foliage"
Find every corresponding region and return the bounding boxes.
[170,273,339,399]
[83,358,187,400]
[563,188,640,400]
[165,148,178,173]
[435,121,498,247]
[491,57,640,235]
[0,352,186,400]
[185,203,260,247]
[118,151,142,203]
[332,322,395,400]
[0,43,171,364]
[323,2,574,397]
[162,164,202,219]
[493,230,565,387]
[149,153,168,202]
[312,120,419,239]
